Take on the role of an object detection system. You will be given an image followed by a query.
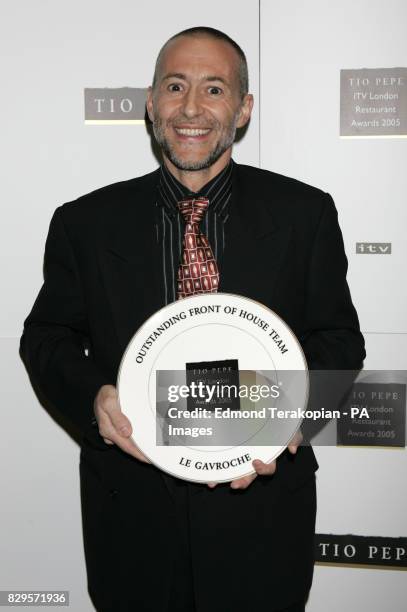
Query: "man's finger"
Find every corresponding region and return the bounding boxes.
[287,429,303,454]
[104,403,133,437]
[230,473,257,490]
[115,435,151,463]
[252,459,277,475]
[100,422,150,463]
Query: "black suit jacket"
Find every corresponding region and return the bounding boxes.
[20,163,365,612]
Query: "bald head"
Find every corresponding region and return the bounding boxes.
[152,26,249,100]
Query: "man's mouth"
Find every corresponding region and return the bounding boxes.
[174,127,212,138]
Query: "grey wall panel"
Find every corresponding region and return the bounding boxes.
[260,0,407,334]
[261,2,407,610]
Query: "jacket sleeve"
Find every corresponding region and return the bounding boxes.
[19,206,109,436]
[300,193,366,370]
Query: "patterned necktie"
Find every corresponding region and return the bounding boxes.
[176,198,220,299]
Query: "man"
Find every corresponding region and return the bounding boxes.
[20,27,365,612]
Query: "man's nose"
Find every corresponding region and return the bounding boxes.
[181,87,203,118]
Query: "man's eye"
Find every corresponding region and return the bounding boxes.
[168,83,183,92]
[208,86,222,95]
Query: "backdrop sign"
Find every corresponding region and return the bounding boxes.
[356,242,392,254]
[84,87,147,124]
[337,382,406,447]
[340,68,407,137]
[315,534,407,569]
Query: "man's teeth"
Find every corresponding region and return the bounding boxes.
[175,128,211,136]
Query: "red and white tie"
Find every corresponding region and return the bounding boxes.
[176,198,220,299]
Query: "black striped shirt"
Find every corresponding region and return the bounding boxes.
[155,159,234,305]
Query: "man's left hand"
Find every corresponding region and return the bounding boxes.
[207,429,303,490]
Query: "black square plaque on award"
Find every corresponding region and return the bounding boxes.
[185,359,241,413]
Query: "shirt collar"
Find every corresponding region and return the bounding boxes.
[157,158,234,218]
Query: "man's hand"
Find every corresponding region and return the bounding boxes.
[207,429,303,490]
[94,384,150,463]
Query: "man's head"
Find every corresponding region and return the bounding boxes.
[152,27,249,101]
[146,27,253,174]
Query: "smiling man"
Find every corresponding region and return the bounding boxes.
[147,32,252,184]
[20,27,365,612]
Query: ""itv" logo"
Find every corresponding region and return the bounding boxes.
[356,242,392,254]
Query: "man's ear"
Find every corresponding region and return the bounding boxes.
[236,93,254,129]
[146,86,154,122]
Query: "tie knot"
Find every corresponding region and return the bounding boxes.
[177,198,209,224]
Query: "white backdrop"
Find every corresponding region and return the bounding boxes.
[1,0,406,610]
[260,1,407,611]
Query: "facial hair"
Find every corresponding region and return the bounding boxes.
[152,112,240,171]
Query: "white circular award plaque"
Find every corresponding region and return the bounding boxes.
[117,293,308,483]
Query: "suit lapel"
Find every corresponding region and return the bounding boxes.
[220,163,292,307]
[97,170,162,355]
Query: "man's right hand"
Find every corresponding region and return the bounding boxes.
[93,384,150,463]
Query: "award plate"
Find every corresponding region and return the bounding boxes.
[117,293,308,483]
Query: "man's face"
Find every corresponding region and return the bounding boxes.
[146,35,253,171]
